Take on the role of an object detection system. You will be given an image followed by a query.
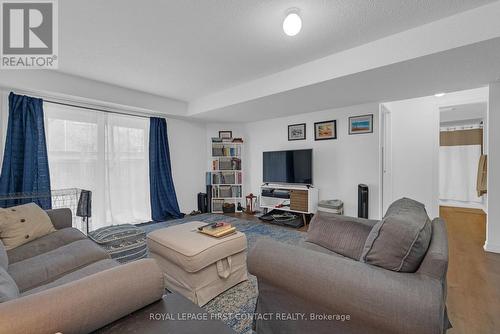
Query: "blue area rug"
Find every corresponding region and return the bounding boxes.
[139,213,307,334]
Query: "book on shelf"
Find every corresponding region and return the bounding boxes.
[212,144,241,157]
[198,222,236,238]
[212,157,241,171]
[212,185,242,198]
[212,199,224,212]
[211,171,242,185]
[217,185,232,198]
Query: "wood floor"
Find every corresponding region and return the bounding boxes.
[228,207,500,333]
[441,206,500,334]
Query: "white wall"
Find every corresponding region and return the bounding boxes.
[166,118,207,214]
[208,103,381,219]
[383,97,440,218]
[485,83,500,253]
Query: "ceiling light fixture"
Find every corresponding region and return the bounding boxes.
[283,9,302,36]
[434,92,446,97]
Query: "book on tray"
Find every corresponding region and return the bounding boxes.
[198,222,236,238]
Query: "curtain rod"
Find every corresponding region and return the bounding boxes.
[43,100,152,120]
[3,87,159,119]
[440,124,484,131]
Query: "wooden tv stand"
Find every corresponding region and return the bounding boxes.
[260,184,318,224]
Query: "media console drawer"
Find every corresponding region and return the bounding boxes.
[290,189,308,212]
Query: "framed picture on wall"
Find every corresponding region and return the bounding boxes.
[349,114,373,135]
[219,130,233,139]
[288,123,306,141]
[314,120,337,140]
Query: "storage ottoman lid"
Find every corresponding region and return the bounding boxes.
[147,221,247,272]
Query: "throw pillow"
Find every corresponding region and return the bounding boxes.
[0,203,56,251]
[306,211,376,260]
[360,198,432,272]
[0,267,19,303]
[385,197,425,217]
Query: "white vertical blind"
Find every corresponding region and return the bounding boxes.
[44,102,151,230]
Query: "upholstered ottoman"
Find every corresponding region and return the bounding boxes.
[147,221,248,306]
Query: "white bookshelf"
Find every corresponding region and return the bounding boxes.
[208,140,243,213]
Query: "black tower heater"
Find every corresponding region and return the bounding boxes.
[197,193,208,213]
[358,184,369,219]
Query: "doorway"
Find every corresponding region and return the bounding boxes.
[439,102,487,211]
[380,87,488,220]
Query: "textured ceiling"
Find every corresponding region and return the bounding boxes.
[58,0,495,101]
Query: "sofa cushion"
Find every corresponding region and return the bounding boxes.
[46,208,73,230]
[0,240,7,270]
[6,227,86,264]
[22,259,119,296]
[361,198,432,272]
[0,203,56,251]
[306,211,377,260]
[8,239,110,292]
[303,241,349,259]
[0,267,18,303]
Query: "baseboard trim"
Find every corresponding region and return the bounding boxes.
[483,241,500,253]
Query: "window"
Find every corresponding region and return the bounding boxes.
[44,102,151,229]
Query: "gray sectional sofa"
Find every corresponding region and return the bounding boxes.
[249,198,450,334]
[0,208,164,334]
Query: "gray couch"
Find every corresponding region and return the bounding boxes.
[0,208,164,334]
[248,200,450,334]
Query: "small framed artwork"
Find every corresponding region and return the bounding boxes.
[349,114,373,135]
[219,130,233,139]
[314,120,337,141]
[288,123,306,141]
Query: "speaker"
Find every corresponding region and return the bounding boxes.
[358,184,369,219]
[206,185,212,212]
[197,192,208,213]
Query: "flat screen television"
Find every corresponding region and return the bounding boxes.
[263,149,313,185]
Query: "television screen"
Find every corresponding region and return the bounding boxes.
[263,149,312,184]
